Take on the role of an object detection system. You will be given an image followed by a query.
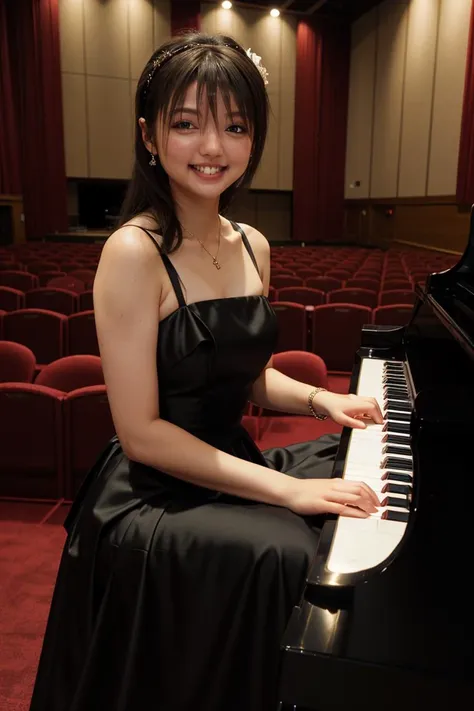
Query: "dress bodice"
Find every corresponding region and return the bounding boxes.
[138,223,278,444]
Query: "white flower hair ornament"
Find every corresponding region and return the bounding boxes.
[246,48,269,86]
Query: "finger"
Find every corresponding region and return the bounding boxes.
[354,401,384,425]
[339,414,366,429]
[325,501,369,519]
[334,479,380,507]
[329,490,378,515]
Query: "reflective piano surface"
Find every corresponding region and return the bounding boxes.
[278,213,474,711]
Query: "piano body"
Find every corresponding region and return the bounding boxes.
[278,211,474,711]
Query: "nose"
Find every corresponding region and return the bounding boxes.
[199,124,224,157]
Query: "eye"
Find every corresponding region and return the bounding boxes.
[227,124,248,134]
[172,120,194,130]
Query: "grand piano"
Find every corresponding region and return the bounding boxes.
[278,211,474,710]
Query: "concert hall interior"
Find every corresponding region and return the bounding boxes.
[1,1,473,710]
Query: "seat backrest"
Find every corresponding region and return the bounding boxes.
[67,310,99,356]
[0,286,25,312]
[372,304,413,326]
[276,287,325,306]
[25,287,79,316]
[271,301,308,353]
[0,341,37,383]
[3,308,67,365]
[312,304,372,372]
[0,383,64,498]
[35,355,104,391]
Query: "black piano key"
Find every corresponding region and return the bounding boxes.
[385,433,411,445]
[384,422,410,435]
[382,456,413,471]
[382,509,409,523]
[381,496,409,509]
[385,364,405,372]
[384,389,409,399]
[384,383,408,391]
[385,401,411,411]
[386,411,411,422]
[382,471,412,483]
[382,483,411,495]
[384,443,412,456]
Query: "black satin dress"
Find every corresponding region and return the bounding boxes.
[29,223,339,711]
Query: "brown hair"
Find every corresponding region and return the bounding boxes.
[119,31,270,253]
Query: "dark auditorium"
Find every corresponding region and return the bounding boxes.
[1,1,473,710]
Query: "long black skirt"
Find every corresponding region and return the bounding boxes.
[29,430,339,711]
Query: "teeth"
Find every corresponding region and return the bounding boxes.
[192,165,224,175]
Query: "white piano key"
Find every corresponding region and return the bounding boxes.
[325,358,412,575]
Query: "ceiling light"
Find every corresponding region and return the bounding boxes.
[270,8,280,17]
[222,1,232,9]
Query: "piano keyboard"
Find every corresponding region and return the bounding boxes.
[326,359,413,575]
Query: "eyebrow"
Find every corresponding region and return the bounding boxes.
[171,107,243,118]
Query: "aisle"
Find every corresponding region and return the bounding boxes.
[0,502,68,711]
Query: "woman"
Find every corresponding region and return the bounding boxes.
[29,32,382,711]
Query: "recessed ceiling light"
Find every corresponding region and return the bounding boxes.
[222,1,232,9]
[270,9,280,18]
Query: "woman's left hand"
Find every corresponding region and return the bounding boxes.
[312,391,384,429]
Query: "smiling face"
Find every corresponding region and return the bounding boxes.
[162,82,253,199]
[142,82,253,201]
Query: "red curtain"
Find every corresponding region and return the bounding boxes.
[293,18,351,242]
[5,0,68,239]
[171,0,201,35]
[457,0,474,205]
[0,1,22,195]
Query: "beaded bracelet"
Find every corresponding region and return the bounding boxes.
[308,387,328,421]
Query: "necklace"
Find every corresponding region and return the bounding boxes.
[183,219,222,270]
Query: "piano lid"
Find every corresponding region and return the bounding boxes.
[419,205,474,359]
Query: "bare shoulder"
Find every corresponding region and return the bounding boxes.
[101,222,163,263]
[236,222,270,261]
[235,222,271,287]
[237,223,269,249]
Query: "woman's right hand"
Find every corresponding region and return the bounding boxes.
[286,477,380,518]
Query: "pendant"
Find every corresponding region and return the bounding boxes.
[213,259,221,270]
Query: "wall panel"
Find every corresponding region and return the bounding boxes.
[87,77,133,179]
[370,1,409,198]
[346,0,471,201]
[427,0,471,195]
[398,0,439,196]
[345,8,377,199]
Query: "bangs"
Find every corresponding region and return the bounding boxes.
[159,48,255,137]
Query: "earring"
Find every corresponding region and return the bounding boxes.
[149,153,157,167]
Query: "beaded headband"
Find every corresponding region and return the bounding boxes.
[141,42,268,108]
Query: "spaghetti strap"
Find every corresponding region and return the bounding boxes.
[128,224,186,308]
[230,221,261,279]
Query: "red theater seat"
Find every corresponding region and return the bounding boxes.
[0,341,37,383]
[35,355,104,391]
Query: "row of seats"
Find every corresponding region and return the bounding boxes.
[269,286,415,307]
[269,275,415,292]
[0,309,98,365]
[0,349,338,501]
[0,286,93,313]
[0,302,412,372]
[0,270,92,292]
[0,284,415,316]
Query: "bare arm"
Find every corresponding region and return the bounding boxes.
[246,227,383,427]
[93,226,294,507]
[244,225,324,414]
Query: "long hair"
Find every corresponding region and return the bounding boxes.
[119,32,270,254]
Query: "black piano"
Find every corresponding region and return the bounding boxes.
[278,211,474,711]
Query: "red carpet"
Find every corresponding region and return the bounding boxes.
[0,503,68,711]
